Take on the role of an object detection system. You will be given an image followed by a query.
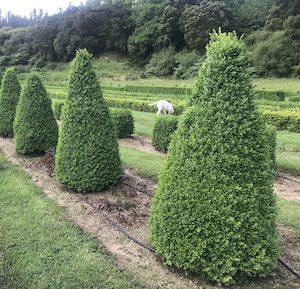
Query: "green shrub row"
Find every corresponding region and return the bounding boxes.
[103,85,191,95]
[266,125,276,171]
[110,108,134,138]
[152,116,178,153]
[105,97,185,115]
[261,109,300,132]
[254,90,286,101]
[287,95,300,102]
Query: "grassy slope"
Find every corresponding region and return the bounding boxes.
[0,154,144,289]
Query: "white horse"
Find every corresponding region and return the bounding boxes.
[148,100,174,116]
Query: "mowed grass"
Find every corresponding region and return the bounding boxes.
[253,78,300,94]
[0,154,144,289]
[277,198,300,237]
[276,130,300,174]
[131,110,156,138]
[120,145,165,181]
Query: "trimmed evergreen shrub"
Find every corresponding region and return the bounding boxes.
[110,108,134,138]
[266,125,276,170]
[55,49,123,193]
[150,31,278,285]
[13,73,58,154]
[152,116,178,153]
[0,68,21,136]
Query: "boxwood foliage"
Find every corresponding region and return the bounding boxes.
[13,73,58,154]
[152,115,178,153]
[150,32,278,285]
[266,125,276,171]
[55,49,123,193]
[0,68,21,137]
[110,108,134,138]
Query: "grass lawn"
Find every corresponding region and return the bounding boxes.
[120,145,165,181]
[253,78,300,94]
[131,110,156,138]
[0,154,144,289]
[277,198,300,237]
[276,130,300,174]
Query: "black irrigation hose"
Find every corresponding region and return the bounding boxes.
[275,172,300,185]
[107,216,155,252]
[76,194,156,252]
[278,258,300,280]
[123,181,153,197]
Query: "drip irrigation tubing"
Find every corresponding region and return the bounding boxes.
[75,193,155,253]
[278,258,300,280]
[275,173,300,185]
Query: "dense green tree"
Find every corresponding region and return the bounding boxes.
[13,73,58,154]
[0,68,20,136]
[55,49,122,192]
[246,30,300,77]
[266,0,300,31]
[180,1,233,51]
[150,32,278,285]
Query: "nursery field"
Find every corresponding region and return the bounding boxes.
[1,54,299,288]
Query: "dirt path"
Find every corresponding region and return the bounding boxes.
[0,137,299,289]
[119,135,166,157]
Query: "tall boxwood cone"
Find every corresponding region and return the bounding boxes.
[150,31,278,285]
[0,68,21,137]
[55,49,123,193]
[14,73,58,154]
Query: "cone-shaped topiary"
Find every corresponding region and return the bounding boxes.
[14,73,58,154]
[150,31,278,285]
[55,49,123,193]
[0,68,21,136]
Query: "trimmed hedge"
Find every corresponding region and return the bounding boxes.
[0,68,21,137]
[261,109,300,132]
[288,95,300,102]
[152,116,178,152]
[110,108,134,138]
[106,97,185,115]
[55,49,123,193]
[255,90,286,101]
[266,125,276,170]
[103,85,191,95]
[13,74,58,154]
[150,32,278,285]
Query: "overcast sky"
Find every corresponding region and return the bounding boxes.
[0,0,84,17]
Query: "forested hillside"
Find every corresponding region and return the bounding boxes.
[0,0,299,77]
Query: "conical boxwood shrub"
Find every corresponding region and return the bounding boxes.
[0,68,21,136]
[55,49,122,193]
[14,73,58,154]
[150,32,278,285]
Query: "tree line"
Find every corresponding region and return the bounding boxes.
[0,0,299,77]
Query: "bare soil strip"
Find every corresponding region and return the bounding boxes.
[0,137,299,289]
[119,134,166,157]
